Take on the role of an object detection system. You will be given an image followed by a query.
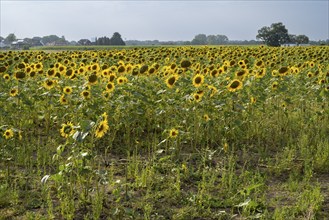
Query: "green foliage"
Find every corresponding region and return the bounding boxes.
[256,22,290,46]
[0,45,328,219]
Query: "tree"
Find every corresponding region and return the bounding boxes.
[191,34,207,45]
[78,39,92,45]
[206,34,229,45]
[295,35,309,45]
[41,35,61,45]
[256,22,290,47]
[4,33,17,44]
[109,32,125,45]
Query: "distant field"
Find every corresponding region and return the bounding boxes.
[0,46,328,219]
[30,45,175,51]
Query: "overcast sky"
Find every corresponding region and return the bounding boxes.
[1,0,328,42]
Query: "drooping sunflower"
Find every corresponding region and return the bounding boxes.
[192,74,204,87]
[60,122,75,138]
[165,75,178,88]
[227,79,243,92]
[9,88,18,97]
[169,128,179,138]
[59,94,69,105]
[207,85,218,97]
[250,97,257,104]
[3,129,14,140]
[63,86,73,95]
[95,119,109,138]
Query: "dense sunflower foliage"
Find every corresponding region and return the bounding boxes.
[0,46,329,219]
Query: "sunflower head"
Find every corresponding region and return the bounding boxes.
[60,122,75,138]
[81,90,91,99]
[9,88,18,97]
[59,94,69,105]
[180,59,191,68]
[203,114,210,122]
[3,74,10,81]
[169,128,179,138]
[87,73,98,85]
[63,86,73,95]
[43,79,56,90]
[192,74,204,87]
[165,75,178,88]
[3,129,14,140]
[14,71,26,80]
[106,82,115,92]
[117,76,128,85]
[227,79,243,92]
[95,119,109,139]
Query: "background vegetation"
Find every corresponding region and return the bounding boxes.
[0,45,328,219]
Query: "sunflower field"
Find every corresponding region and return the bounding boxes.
[0,46,329,219]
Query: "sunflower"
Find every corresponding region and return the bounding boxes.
[43,79,56,90]
[255,68,266,78]
[64,69,74,78]
[60,122,75,138]
[192,74,204,87]
[193,93,202,102]
[278,67,289,76]
[0,65,7,73]
[250,97,257,104]
[78,67,85,75]
[63,86,73,95]
[91,63,100,72]
[35,62,43,71]
[203,114,210,122]
[117,65,126,73]
[3,74,10,80]
[227,79,243,92]
[165,75,178,88]
[109,73,117,82]
[235,69,248,79]
[180,59,191,68]
[95,119,109,138]
[105,82,115,92]
[210,69,219,77]
[117,76,128,85]
[87,73,98,85]
[59,94,69,105]
[3,129,14,139]
[14,71,26,80]
[272,81,279,90]
[207,85,218,97]
[47,69,56,77]
[308,61,315,68]
[81,90,91,99]
[9,88,18,97]
[169,128,179,138]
